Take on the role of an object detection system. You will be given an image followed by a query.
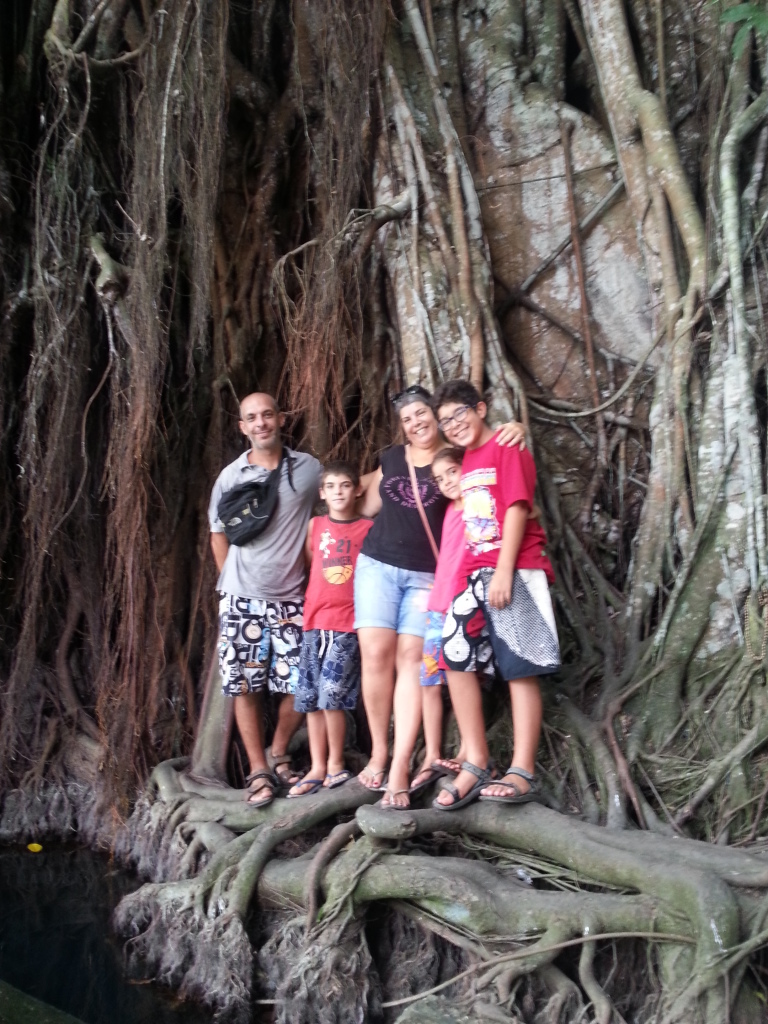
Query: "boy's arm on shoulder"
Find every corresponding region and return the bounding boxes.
[357,466,383,517]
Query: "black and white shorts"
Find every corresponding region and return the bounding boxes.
[218,594,303,696]
[442,568,560,680]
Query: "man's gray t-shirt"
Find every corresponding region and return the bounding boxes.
[208,448,322,602]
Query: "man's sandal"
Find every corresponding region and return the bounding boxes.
[244,770,276,808]
[266,747,300,788]
[432,762,490,811]
[479,765,538,804]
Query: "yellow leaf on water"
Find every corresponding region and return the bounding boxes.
[26,843,42,853]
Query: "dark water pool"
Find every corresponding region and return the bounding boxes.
[0,845,212,1024]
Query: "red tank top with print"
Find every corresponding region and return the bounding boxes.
[303,515,373,632]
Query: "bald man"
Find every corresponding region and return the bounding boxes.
[209,393,322,807]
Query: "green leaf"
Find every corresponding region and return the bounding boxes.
[721,3,763,22]
[732,21,753,55]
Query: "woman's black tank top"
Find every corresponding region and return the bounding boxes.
[361,446,448,573]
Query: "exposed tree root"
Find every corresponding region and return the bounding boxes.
[112,759,380,1018]
[102,738,768,1021]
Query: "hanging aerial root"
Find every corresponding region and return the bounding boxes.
[113,821,263,1021]
[578,935,616,1024]
[114,879,252,1024]
[258,913,381,1024]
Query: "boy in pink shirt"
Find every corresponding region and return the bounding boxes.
[431,380,560,810]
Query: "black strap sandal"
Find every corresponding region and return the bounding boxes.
[478,765,538,804]
[432,761,491,811]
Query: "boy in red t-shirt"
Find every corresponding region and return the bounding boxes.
[431,380,560,810]
[288,462,372,797]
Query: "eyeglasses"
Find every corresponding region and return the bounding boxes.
[437,405,475,433]
[391,384,432,407]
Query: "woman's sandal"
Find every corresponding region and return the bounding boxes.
[244,770,277,807]
[409,764,443,795]
[357,764,389,791]
[429,758,497,781]
[430,757,462,778]
[432,762,490,811]
[479,765,538,804]
[378,788,411,810]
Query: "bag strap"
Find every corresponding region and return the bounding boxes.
[405,444,440,563]
[282,447,297,492]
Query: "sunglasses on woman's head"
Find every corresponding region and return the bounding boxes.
[391,384,432,407]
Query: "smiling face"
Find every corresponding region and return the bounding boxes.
[239,393,285,452]
[437,400,488,449]
[432,456,463,501]
[398,399,440,450]
[320,473,359,517]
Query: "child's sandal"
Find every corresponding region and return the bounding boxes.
[479,765,538,804]
[432,762,490,811]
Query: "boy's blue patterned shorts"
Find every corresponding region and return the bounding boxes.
[294,629,361,712]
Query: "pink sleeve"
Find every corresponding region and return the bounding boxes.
[497,443,535,512]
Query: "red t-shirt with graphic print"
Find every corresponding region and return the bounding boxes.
[459,436,554,584]
[303,515,373,632]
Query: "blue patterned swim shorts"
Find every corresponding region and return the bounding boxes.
[294,629,361,712]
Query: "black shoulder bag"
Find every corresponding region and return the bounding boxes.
[217,448,295,546]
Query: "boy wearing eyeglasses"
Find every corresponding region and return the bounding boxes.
[430,379,560,811]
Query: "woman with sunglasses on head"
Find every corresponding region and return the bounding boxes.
[353,384,524,808]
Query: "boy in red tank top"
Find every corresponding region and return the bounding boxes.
[288,462,373,796]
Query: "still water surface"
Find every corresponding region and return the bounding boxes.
[0,845,213,1024]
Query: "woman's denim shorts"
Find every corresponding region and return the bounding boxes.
[353,552,434,637]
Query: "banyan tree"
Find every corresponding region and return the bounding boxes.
[2,0,768,1021]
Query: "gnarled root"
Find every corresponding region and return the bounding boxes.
[538,965,584,1023]
[177,821,236,878]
